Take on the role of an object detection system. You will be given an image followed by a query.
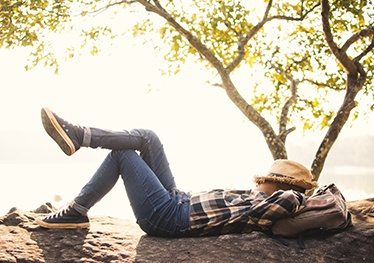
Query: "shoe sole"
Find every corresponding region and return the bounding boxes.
[35,217,90,229]
[41,107,75,156]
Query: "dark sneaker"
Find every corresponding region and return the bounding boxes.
[36,203,90,229]
[41,107,84,156]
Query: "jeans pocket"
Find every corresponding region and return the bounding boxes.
[176,200,191,233]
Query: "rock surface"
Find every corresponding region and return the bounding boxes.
[0,198,373,263]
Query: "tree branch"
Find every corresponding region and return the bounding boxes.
[227,1,320,73]
[134,0,298,160]
[311,95,358,180]
[152,0,163,9]
[279,127,296,142]
[355,34,374,61]
[270,64,298,142]
[302,78,343,91]
[311,1,373,182]
[352,60,367,91]
[269,2,320,22]
[86,0,135,15]
[226,0,274,72]
[341,28,374,54]
[321,0,357,76]
[135,0,225,73]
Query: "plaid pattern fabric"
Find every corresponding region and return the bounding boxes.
[189,189,304,236]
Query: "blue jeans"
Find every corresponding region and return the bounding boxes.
[73,129,191,237]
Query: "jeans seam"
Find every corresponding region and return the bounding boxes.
[121,149,169,223]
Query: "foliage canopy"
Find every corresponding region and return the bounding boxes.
[2,0,374,181]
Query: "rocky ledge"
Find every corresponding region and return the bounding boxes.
[0,198,373,263]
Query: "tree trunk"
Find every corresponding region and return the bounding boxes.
[311,76,360,181]
[313,0,372,182]
[219,71,288,160]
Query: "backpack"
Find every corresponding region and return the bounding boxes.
[271,183,353,240]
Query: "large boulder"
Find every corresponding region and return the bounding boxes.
[0,198,373,263]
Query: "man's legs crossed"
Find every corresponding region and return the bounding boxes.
[113,150,189,236]
[89,128,177,191]
[41,107,177,190]
[74,149,189,236]
[37,108,184,232]
[36,149,187,235]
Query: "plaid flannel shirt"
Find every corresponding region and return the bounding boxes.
[189,189,304,236]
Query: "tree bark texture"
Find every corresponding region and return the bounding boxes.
[312,0,373,181]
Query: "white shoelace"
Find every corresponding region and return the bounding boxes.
[45,203,72,220]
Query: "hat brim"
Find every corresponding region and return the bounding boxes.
[253,175,318,190]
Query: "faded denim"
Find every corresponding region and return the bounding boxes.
[74,129,191,237]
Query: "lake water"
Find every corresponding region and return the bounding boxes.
[1,163,373,220]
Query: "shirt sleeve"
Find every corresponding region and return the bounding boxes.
[245,190,305,228]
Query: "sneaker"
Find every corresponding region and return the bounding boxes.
[36,203,90,229]
[41,107,84,156]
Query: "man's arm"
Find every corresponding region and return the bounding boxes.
[246,190,305,228]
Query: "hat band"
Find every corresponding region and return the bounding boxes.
[269,172,287,178]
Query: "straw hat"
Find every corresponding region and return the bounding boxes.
[253,159,318,190]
